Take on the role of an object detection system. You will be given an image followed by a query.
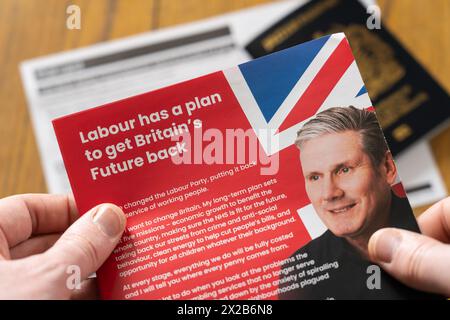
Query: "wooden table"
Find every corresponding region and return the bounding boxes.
[0,0,449,216]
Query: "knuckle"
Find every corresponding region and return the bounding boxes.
[403,240,434,284]
[60,232,100,272]
[441,200,450,241]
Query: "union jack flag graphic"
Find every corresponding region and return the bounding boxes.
[224,33,372,155]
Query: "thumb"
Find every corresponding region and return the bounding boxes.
[369,228,450,297]
[44,203,126,281]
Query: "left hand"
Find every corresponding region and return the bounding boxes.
[0,193,126,299]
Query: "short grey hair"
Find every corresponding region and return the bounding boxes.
[295,106,388,167]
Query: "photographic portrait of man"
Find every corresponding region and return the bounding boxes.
[278,106,440,299]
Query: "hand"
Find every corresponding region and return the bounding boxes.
[369,197,450,297]
[0,193,126,299]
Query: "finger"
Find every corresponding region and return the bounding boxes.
[369,228,450,296]
[43,203,126,281]
[418,197,450,243]
[10,233,61,259]
[0,194,78,250]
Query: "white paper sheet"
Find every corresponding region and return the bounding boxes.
[395,141,447,208]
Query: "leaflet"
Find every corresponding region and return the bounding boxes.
[53,33,440,299]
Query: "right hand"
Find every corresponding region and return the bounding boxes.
[369,197,450,297]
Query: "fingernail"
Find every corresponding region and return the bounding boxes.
[92,205,125,238]
[374,229,402,263]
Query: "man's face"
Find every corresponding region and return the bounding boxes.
[300,131,392,239]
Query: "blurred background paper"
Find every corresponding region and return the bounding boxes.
[20,0,303,194]
[396,142,447,208]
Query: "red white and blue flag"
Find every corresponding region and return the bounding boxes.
[225,33,372,155]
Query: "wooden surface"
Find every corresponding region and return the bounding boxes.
[0,0,449,216]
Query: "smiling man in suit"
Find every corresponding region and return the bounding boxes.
[278,106,441,299]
